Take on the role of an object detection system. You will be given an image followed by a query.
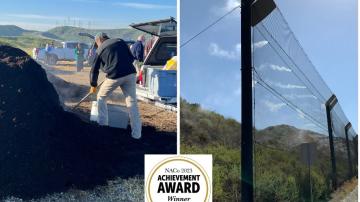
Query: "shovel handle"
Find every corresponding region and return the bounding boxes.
[71,80,105,110]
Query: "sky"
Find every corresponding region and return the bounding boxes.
[0,0,176,31]
[180,0,358,133]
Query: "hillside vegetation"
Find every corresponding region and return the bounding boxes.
[0,25,143,54]
[0,36,58,55]
[43,26,143,43]
[180,99,351,201]
[0,25,36,37]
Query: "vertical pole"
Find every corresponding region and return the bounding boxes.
[325,104,337,189]
[353,135,358,176]
[307,144,313,202]
[344,123,353,178]
[241,0,254,201]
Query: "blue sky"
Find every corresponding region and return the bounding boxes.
[0,0,176,31]
[180,0,358,133]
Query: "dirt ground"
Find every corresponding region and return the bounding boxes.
[43,60,176,133]
[0,47,176,201]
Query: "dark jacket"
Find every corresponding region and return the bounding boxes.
[90,38,136,87]
[130,40,144,62]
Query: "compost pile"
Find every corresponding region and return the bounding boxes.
[0,46,176,199]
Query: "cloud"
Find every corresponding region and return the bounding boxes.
[258,63,291,72]
[208,43,241,60]
[284,94,317,100]
[5,14,89,21]
[208,40,267,60]
[113,2,175,9]
[211,0,240,17]
[269,64,291,72]
[225,0,241,11]
[253,40,269,49]
[268,81,307,89]
[263,100,286,112]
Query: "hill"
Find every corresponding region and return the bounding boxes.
[0,25,36,37]
[43,26,143,43]
[0,25,143,54]
[0,36,59,55]
[0,25,142,41]
[180,99,350,201]
[180,99,330,150]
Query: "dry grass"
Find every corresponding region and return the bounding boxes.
[329,177,358,202]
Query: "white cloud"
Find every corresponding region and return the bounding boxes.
[284,94,317,100]
[268,81,307,89]
[253,40,269,49]
[269,64,291,72]
[263,100,286,112]
[5,14,89,21]
[225,0,241,11]
[113,2,175,9]
[258,63,291,72]
[208,43,241,60]
[212,0,240,17]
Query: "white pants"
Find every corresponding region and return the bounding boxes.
[97,73,142,139]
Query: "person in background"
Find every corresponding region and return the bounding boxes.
[89,33,142,139]
[44,43,52,64]
[130,35,145,82]
[144,36,158,58]
[87,43,98,67]
[75,43,84,72]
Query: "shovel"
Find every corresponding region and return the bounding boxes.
[71,80,105,110]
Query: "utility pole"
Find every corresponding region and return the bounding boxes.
[241,0,276,200]
[241,0,254,201]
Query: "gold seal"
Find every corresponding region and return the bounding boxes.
[146,156,211,202]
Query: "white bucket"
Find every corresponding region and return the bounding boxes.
[90,101,129,129]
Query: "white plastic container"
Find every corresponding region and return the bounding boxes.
[90,101,129,129]
[146,68,177,97]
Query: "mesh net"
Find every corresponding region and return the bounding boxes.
[252,6,356,201]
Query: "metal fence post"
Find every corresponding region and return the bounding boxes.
[241,0,254,201]
[325,95,338,190]
[353,135,358,176]
[344,123,353,178]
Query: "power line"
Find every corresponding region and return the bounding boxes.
[256,19,350,128]
[180,5,241,48]
[275,8,333,101]
[254,25,327,104]
[253,69,328,131]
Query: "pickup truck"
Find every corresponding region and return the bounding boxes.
[75,17,177,105]
[130,17,177,104]
[35,41,89,65]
